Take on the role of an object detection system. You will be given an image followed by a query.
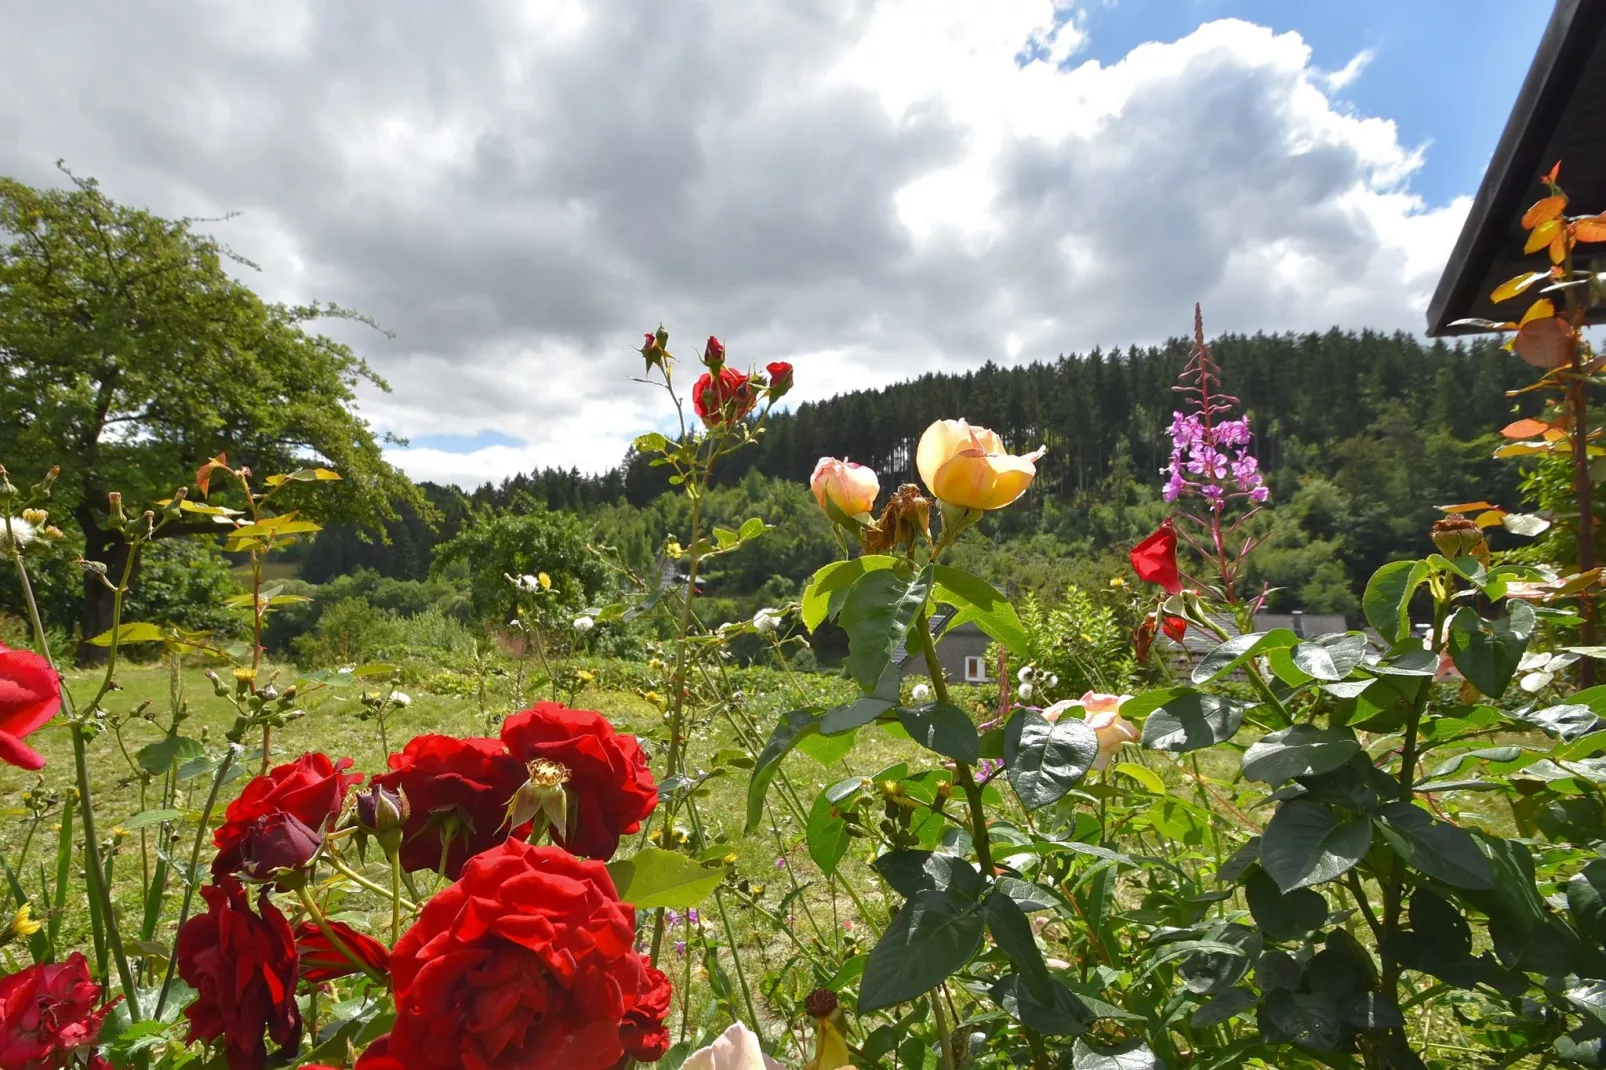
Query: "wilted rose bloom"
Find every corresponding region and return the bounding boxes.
[810,458,879,519]
[1042,692,1137,770]
[916,419,1045,511]
[1130,521,1183,594]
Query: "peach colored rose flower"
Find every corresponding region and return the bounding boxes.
[915,419,1045,511]
[1042,692,1137,770]
[810,458,880,519]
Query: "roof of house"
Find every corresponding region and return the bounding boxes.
[1426,0,1606,335]
[892,606,985,665]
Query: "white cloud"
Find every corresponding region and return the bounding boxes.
[0,3,1462,488]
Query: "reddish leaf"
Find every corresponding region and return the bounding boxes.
[1544,160,1562,184]
[1514,316,1574,370]
[1576,214,1606,243]
[1500,418,1552,439]
[1521,195,1567,230]
[1525,217,1562,254]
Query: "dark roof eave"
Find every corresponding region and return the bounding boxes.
[1426,0,1606,336]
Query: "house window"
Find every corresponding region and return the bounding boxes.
[963,656,987,682]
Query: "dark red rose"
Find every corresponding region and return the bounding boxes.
[176,879,302,1070]
[501,703,658,862]
[692,366,757,428]
[213,753,362,877]
[389,840,671,1070]
[0,952,116,1070]
[353,1033,405,1070]
[371,735,529,878]
[294,920,391,984]
[235,812,323,881]
[1130,520,1183,594]
[0,643,61,771]
[703,335,726,369]
[765,361,794,400]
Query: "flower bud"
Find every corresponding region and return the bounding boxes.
[1432,515,1488,562]
[810,458,879,521]
[105,492,127,533]
[703,335,726,370]
[766,361,793,400]
[355,783,410,837]
[237,812,322,880]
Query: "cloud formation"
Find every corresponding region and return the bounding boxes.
[0,1,1466,487]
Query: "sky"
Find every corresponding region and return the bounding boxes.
[0,0,1552,488]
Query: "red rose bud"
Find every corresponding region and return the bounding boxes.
[766,361,794,400]
[640,328,669,372]
[355,783,410,836]
[237,812,323,880]
[703,335,725,370]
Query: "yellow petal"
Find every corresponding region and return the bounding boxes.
[916,419,972,495]
[932,449,1041,511]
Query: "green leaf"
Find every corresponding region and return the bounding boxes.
[1260,799,1372,891]
[1191,630,1300,685]
[1140,690,1248,752]
[1374,802,1495,890]
[898,702,980,763]
[1566,982,1606,1031]
[1003,708,1100,811]
[134,736,205,777]
[1191,989,1258,1028]
[1242,724,1360,785]
[930,564,1028,655]
[807,778,864,875]
[841,566,931,691]
[87,622,167,647]
[1291,634,1368,681]
[984,890,1054,1000]
[1566,859,1606,943]
[120,809,184,831]
[820,666,900,734]
[1245,867,1327,940]
[858,888,985,1012]
[800,556,897,632]
[1071,1038,1160,1070]
[1364,559,1430,644]
[1448,602,1535,698]
[795,728,857,767]
[1513,701,1602,741]
[872,850,982,899]
[606,847,726,909]
[990,974,1094,1036]
[745,707,823,834]
[738,516,766,540]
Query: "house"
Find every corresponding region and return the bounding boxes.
[1427,0,1606,334]
[895,606,996,683]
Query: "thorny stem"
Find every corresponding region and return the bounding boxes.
[156,744,237,1018]
[916,611,994,877]
[12,517,145,1019]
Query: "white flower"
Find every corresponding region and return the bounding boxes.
[388,690,412,708]
[682,1021,785,1070]
[1017,681,1034,702]
[753,607,783,633]
[572,616,595,633]
[0,517,35,554]
[1044,673,1059,690]
[911,683,932,702]
[1017,665,1035,683]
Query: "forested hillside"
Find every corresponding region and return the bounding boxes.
[303,328,1537,624]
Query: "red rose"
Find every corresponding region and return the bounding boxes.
[353,1033,405,1070]
[692,366,757,428]
[176,879,302,1070]
[765,361,794,400]
[371,735,529,878]
[0,952,116,1070]
[703,335,726,369]
[501,703,658,861]
[213,753,362,877]
[0,643,61,771]
[388,840,670,1070]
[294,920,391,983]
[1130,520,1183,594]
